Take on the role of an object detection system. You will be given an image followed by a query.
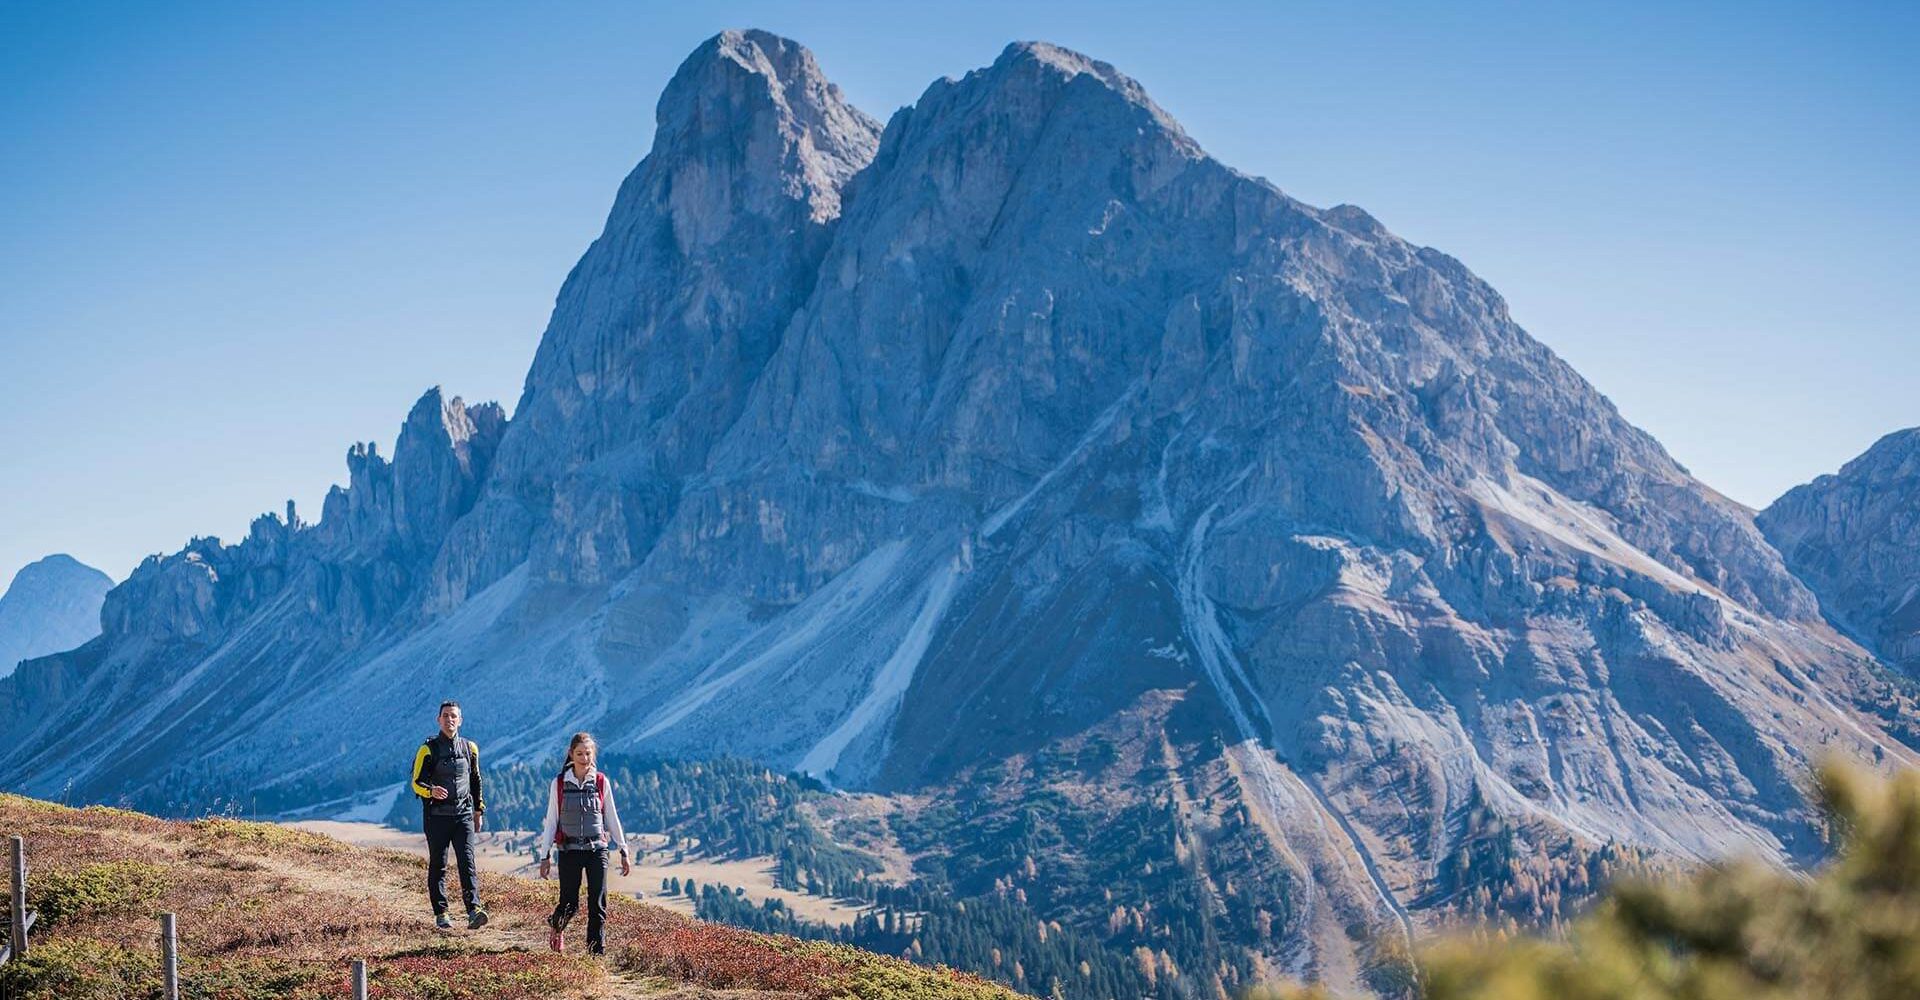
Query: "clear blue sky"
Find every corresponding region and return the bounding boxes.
[2,1,1915,592]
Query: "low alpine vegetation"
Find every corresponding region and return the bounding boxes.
[0,795,1027,1000]
[22,858,170,927]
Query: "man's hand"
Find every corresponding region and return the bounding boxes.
[473,813,484,832]
[430,785,449,801]
[619,852,632,878]
[539,857,551,880]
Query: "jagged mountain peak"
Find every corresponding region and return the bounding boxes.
[653,28,881,227]
[986,39,1138,98]
[1761,425,1920,669]
[988,39,1190,138]
[889,35,1200,171]
[399,387,503,451]
[456,32,885,590]
[680,27,829,95]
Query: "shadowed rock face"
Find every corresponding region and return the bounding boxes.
[1,29,1912,986]
[1761,428,1920,671]
[0,554,111,679]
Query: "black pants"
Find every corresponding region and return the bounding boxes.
[550,848,609,953]
[425,812,481,914]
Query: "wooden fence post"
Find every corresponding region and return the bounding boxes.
[352,958,369,1000]
[8,835,24,961]
[160,912,180,1000]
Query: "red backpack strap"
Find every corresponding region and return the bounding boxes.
[596,771,608,806]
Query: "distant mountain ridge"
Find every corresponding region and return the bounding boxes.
[1760,427,1920,671]
[2,29,1914,993]
[0,553,110,679]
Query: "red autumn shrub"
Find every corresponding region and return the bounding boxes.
[614,921,847,992]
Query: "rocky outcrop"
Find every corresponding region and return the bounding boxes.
[321,389,505,561]
[1761,428,1920,670]
[0,30,1910,990]
[0,554,111,678]
[88,386,506,652]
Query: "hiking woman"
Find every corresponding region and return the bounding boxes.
[538,731,631,954]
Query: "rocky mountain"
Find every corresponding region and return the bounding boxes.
[0,554,111,679]
[2,29,1913,993]
[1760,428,1920,671]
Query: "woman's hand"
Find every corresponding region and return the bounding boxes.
[539,857,551,880]
[619,852,632,877]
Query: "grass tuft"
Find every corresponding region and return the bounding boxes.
[190,817,345,855]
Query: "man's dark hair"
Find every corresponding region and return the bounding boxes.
[440,700,461,712]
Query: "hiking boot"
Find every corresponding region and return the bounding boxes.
[434,912,452,930]
[466,907,489,930]
[549,927,565,952]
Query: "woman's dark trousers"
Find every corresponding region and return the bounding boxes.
[550,848,609,953]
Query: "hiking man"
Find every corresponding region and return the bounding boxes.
[410,700,489,929]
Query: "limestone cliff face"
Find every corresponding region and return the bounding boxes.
[1,30,1912,986]
[1761,428,1920,670]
